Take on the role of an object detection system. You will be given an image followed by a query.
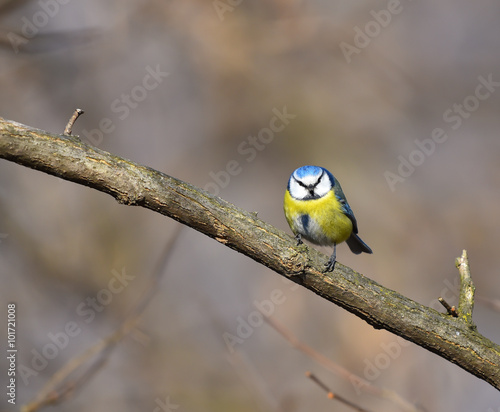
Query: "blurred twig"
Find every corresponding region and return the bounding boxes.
[1,117,500,391]
[22,313,142,412]
[0,28,100,54]
[264,316,421,412]
[305,371,371,412]
[21,225,183,412]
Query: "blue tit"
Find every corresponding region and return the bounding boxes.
[284,165,372,271]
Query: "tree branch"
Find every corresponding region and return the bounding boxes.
[456,250,476,327]
[1,116,499,390]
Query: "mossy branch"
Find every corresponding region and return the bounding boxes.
[1,116,500,390]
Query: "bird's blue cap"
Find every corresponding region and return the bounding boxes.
[294,165,323,179]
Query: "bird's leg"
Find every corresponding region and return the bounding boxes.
[295,233,303,246]
[324,243,337,272]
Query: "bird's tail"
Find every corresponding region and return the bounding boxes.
[346,233,372,255]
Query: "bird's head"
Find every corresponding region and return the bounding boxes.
[287,165,334,200]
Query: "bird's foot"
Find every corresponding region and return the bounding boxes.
[295,233,303,246]
[324,257,336,272]
[324,244,337,272]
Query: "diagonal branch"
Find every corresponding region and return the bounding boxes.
[1,116,500,391]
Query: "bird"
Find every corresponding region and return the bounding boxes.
[283,165,372,271]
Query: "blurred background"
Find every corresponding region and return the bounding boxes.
[1,1,500,411]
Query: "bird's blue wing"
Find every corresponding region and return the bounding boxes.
[333,181,359,234]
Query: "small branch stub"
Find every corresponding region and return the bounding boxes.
[63,108,84,136]
[438,297,458,317]
[455,249,476,329]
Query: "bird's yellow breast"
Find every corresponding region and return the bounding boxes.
[283,190,353,246]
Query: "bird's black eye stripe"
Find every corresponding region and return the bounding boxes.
[316,170,325,187]
[295,170,325,189]
[296,179,308,188]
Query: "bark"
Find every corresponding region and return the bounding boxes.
[1,116,499,390]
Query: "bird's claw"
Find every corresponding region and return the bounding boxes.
[324,257,336,272]
[295,234,303,246]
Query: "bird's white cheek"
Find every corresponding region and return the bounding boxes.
[314,176,332,198]
[288,180,307,199]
